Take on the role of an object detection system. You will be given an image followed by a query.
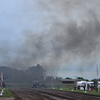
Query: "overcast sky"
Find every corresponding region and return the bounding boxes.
[0,0,100,80]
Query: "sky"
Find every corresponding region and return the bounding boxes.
[0,0,100,80]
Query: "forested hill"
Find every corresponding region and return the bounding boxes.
[0,64,45,83]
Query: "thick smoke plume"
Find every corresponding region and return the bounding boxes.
[10,17,100,76]
[0,0,100,77]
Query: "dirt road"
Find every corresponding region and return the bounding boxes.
[11,88,100,100]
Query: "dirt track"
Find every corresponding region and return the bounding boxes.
[0,97,14,100]
[11,88,100,100]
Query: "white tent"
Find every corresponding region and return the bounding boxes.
[87,82,94,86]
[98,81,100,88]
[77,81,94,90]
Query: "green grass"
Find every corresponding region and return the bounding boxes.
[0,88,15,97]
[6,83,31,88]
[50,87,100,96]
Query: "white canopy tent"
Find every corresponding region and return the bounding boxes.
[77,81,94,90]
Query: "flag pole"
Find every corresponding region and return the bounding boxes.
[52,77,53,89]
[1,72,3,89]
[96,65,99,91]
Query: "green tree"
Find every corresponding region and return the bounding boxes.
[65,77,72,79]
[26,64,45,82]
[45,76,54,83]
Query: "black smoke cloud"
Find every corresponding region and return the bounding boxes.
[10,16,100,76]
[0,0,100,77]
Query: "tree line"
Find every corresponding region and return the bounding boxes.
[0,65,98,84]
[0,64,45,83]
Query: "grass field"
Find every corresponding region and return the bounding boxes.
[6,83,32,88]
[0,88,15,97]
[51,87,100,96]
